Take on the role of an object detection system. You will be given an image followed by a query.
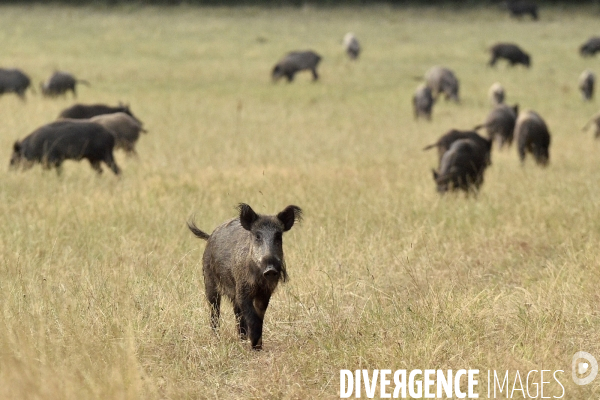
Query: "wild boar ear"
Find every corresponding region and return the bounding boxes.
[13,141,21,152]
[238,203,258,231]
[513,104,519,115]
[277,205,302,232]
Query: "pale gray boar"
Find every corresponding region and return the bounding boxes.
[41,71,90,98]
[187,204,302,350]
[0,68,31,99]
[489,43,531,68]
[488,82,505,105]
[413,84,434,120]
[580,37,600,57]
[474,104,519,149]
[432,139,489,194]
[272,51,322,82]
[581,112,600,138]
[10,120,120,175]
[579,70,595,101]
[515,110,551,166]
[343,32,360,60]
[90,112,147,155]
[425,66,460,102]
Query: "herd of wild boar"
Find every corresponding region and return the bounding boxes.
[6,2,600,350]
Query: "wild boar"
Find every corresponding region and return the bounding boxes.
[90,112,147,155]
[488,82,505,105]
[514,110,551,166]
[272,51,322,82]
[41,71,90,98]
[580,37,600,57]
[579,70,595,101]
[489,43,531,68]
[0,68,31,99]
[474,104,519,149]
[581,111,600,138]
[505,1,538,20]
[413,84,434,120]
[343,32,360,60]
[187,203,302,350]
[425,66,460,103]
[58,103,142,124]
[432,139,490,194]
[10,120,120,175]
[423,129,492,166]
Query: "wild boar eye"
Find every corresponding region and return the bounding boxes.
[255,232,262,241]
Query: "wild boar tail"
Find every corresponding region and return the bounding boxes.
[187,218,210,241]
[422,143,437,151]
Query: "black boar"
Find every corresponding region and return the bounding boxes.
[489,43,531,68]
[272,51,322,82]
[41,71,90,98]
[425,66,459,103]
[90,112,147,155]
[58,103,141,124]
[582,112,600,139]
[423,129,492,166]
[10,120,120,175]
[0,68,31,99]
[580,37,600,57]
[343,33,360,60]
[579,70,595,101]
[488,82,505,105]
[514,110,551,166]
[505,1,538,20]
[474,104,519,149]
[432,139,490,194]
[187,204,302,350]
[413,84,434,120]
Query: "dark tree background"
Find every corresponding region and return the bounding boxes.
[0,1,597,6]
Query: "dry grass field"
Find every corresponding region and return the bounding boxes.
[1,3,600,399]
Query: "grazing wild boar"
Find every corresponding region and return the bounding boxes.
[488,82,505,105]
[423,129,492,166]
[0,68,31,99]
[90,112,147,155]
[188,204,302,350]
[425,66,460,103]
[10,120,120,175]
[432,139,490,194]
[514,110,551,166]
[581,112,600,139]
[579,37,600,57]
[505,1,538,20]
[413,84,434,120]
[58,103,142,124]
[343,32,360,60]
[489,43,531,67]
[474,103,519,149]
[579,70,595,101]
[272,50,322,82]
[41,71,90,98]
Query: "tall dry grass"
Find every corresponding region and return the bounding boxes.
[1,4,600,399]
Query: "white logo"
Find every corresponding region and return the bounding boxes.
[572,351,598,385]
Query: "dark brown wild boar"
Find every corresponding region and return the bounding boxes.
[489,43,531,68]
[413,84,434,120]
[423,129,492,166]
[41,71,89,98]
[432,139,490,194]
[272,51,321,82]
[187,204,302,350]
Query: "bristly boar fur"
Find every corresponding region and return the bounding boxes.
[0,68,31,100]
[413,84,434,120]
[187,203,302,350]
[272,50,322,82]
[515,110,551,166]
[423,129,492,167]
[41,71,90,98]
[432,139,490,195]
[90,112,147,155]
[474,103,519,149]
